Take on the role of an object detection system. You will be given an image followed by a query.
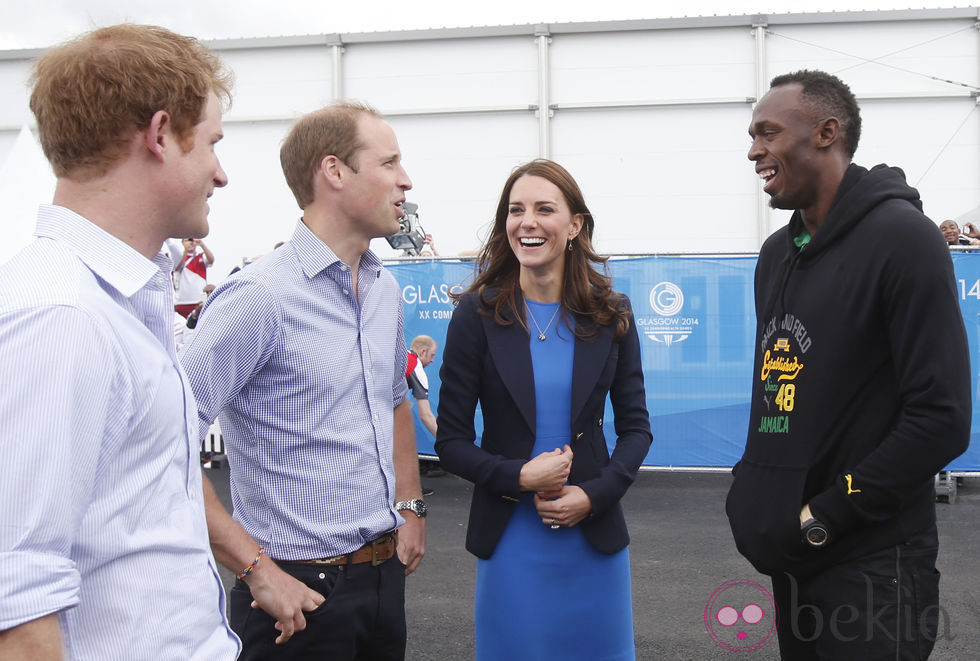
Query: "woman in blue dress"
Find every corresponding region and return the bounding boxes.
[436,159,653,660]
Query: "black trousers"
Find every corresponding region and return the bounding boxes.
[230,556,407,661]
[771,526,942,660]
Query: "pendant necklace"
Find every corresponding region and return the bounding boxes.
[526,302,561,341]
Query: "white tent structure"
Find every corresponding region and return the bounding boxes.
[1,7,978,276]
[0,125,54,264]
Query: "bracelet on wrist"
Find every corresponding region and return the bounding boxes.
[237,547,265,580]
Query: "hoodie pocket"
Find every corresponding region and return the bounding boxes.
[726,460,811,575]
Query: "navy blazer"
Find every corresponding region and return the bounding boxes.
[435,290,653,559]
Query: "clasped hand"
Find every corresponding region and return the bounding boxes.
[534,485,592,529]
[519,445,593,528]
[519,445,573,492]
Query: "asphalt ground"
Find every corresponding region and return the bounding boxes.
[208,465,980,660]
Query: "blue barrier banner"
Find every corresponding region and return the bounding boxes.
[610,256,756,468]
[390,254,979,470]
[395,260,476,454]
[950,253,980,471]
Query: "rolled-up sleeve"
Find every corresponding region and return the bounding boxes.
[0,306,121,630]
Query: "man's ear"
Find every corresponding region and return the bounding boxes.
[320,154,345,190]
[143,110,170,163]
[815,117,841,150]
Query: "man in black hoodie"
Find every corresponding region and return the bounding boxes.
[727,69,971,659]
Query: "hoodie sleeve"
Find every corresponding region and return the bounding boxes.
[809,201,971,536]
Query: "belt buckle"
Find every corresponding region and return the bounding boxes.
[370,535,386,566]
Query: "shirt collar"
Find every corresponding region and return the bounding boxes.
[34,205,162,297]
[793,229,812,251]
[290,218,383,279]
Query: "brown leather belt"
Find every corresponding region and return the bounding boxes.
[279,531,398,567]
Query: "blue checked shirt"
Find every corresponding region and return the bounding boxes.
[181,219,409,560]
[0,205,239,659]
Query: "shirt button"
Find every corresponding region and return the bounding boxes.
[343,289,350,295]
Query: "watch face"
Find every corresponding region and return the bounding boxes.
[398,499,427,518]
[804,524,829,547]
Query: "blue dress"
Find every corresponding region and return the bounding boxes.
[474,300,635,660]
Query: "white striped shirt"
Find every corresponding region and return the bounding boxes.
[181,219,409,560]
[0,205,239,659]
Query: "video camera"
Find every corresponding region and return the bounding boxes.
[385,202,426,256]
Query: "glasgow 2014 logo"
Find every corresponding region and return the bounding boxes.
[638,281,699,346]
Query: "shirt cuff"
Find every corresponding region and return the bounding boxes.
[0,551,80,630]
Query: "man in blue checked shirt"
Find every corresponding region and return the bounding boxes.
[182,101,426,660]
[0,25,239,660]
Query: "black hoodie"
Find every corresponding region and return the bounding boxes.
[726,163,971,578]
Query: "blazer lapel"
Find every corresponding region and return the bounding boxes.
[570,316,614,428]
[483,295,536,434]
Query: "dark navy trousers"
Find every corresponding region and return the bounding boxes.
[771,526,942,660]
[230,556,407,661]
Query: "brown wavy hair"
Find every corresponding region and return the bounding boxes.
[458,159,630,341]
[29,24,233,180]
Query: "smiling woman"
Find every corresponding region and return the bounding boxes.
[458,159,631,340]
[505,174,582,300]
[435,158,653,661]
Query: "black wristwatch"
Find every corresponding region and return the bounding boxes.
[801,514,831,548]
[395,499,428,519]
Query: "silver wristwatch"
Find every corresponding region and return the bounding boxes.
[395,499,428,518]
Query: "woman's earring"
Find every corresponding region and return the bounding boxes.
[567,240,574,252]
